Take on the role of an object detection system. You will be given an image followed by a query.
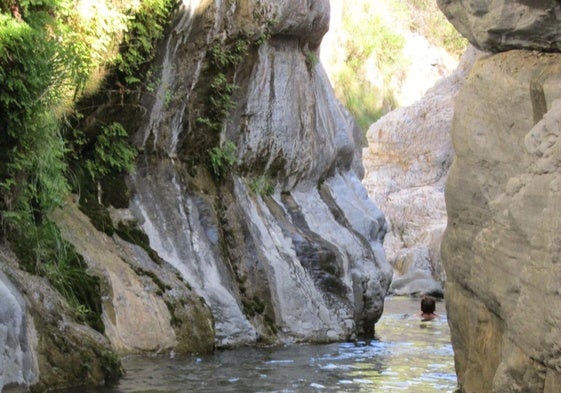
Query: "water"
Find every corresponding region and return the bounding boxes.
[58,296,457,392]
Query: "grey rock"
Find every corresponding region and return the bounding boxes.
[130,0,391,346]
[51,203,215,355]
[0,269,38,392]
[0,247,120,391]
[437,0,561,52]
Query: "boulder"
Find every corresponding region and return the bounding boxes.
[0,248,121,391]
[51,203,215,355]
[437,0,561,52]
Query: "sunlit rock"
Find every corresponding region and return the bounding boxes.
[0,268,38,392]
[130,0,391,346]
[52,203,215,355]
[443,49,561,392]
[362,45,482,296]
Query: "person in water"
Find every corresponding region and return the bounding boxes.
[419,295,439,321]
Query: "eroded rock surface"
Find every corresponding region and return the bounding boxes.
[2,0,393,390]
[127,0,391,346]
[0,266,37,392]
[362,46,482,296]
[437,0,561,52]
[443,49,561,392]
[0,248,120,391]
[51,203,215,355]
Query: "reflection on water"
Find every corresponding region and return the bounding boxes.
[57,296,456,393]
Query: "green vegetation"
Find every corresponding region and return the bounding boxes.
[196,37,249,134]
[84,122,137,181]
[0,0,177,327]
[304,50,319,71]
[334,7,406,132]
[397,0,467,58]
[9,220,104,331]
[327,0,467,133]
[115,0,179,89]
[249,175,275,197]
[208,141,239,179]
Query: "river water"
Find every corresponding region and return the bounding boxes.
[60,296,457,393]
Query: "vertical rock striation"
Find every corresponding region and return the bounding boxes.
[438,1,561,391]
[0,0,392,390]
[128,0,392,346]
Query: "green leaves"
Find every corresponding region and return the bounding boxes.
[208,141,239,179]
[249,175,274,197]
[84,122,138,181]
[196,37,249,136]
[115,0,179,89]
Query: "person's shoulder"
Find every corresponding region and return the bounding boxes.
[420,313,438,321]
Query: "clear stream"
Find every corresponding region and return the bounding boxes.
[59,296,457,393]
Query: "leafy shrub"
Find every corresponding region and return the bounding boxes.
[0,0,176,327]
[84,122,137,181]
[115,0,180,87]
[196,37,249,134]
[208,141,239,179]
[249,175,275,196]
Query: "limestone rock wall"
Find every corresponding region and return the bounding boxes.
[438,1,561,391]
[362,46,482,296]
[437,0,561,52]
[0,0,392,390]
[0,248,121,392]
[128,0,391,346]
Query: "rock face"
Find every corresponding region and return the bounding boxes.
[437,0,561,52]
[0,248,120,392]
[0,265,38,391]
[0,0,392,390]
[128,0,392,346]
[51,203,215,355]
[442,41,561,393]
[362,46,481,296]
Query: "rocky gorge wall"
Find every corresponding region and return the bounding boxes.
[0,1,392,391]
[362,45,482,297]
[438,1,561,391]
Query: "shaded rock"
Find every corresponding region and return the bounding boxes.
[443,49,561,392]
[0,247,121,391]
[437,0,561,52]
[51,202,215,355]
[362,45,483,295]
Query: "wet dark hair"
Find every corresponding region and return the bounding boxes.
[420,295,436,314]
